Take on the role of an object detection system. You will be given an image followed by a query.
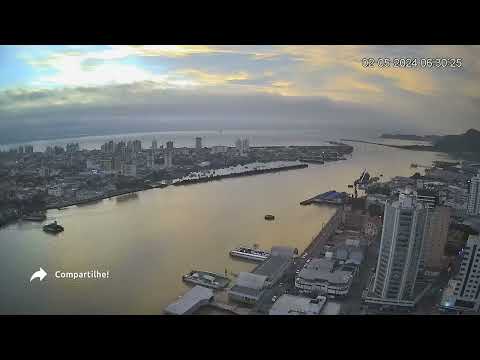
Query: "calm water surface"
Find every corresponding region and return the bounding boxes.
[0,140,447,314]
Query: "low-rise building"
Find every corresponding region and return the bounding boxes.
[269,295,327,315]
[253,246,296,287]
[295,258,354,297]
[228,272,268,305]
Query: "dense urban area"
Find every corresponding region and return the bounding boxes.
[2,136,480,315]
[166,145,480,315]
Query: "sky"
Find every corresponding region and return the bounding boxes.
[0,45,479,144]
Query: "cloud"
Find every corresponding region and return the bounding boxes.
[175,69,250,86]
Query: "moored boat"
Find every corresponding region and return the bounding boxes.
[182,270,230,289]
[230,246,270,262]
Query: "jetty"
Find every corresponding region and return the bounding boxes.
[300,190,348,205]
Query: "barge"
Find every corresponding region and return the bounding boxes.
[230,246,270,262]
[182,270,230,289]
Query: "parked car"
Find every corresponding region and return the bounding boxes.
[272,296,278,303]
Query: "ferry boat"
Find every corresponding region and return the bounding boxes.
[230,246,270,262]
[42,221,64,234]
[182,270,230,289]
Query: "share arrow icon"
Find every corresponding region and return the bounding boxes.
[30,267,47,282]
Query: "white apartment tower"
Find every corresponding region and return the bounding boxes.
[467,172,480,215]
[372,191,429,302]
[441,235,480,312]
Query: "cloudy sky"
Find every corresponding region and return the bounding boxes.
[0,45,479,144]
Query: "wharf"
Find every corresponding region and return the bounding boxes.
[300,190,348,206]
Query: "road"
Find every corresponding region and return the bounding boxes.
[337,240,379,315]
[252,207,380,315]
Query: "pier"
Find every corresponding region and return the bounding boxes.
[300,190,348,205]
[302,207,344,257]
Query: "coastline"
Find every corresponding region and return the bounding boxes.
[341,139,436,152]
[1,162,309,229]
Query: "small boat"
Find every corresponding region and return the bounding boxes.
[264,214,275,221]
[230,246,270,262]
[182,270,230,289]
[43,221,64,234]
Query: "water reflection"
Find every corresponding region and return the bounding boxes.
[0,141,444,314]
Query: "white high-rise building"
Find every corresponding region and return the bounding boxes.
[370,190,429,305]
[467,172,480,215]
[440,235,480,312]
[235,138,242,152]
[164,151,173,168]
[242,138,249,153]
[195,137,202,150]
[151,139,158,154]
[235,138,249,155]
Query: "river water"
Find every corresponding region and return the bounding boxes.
[0,136,448,314]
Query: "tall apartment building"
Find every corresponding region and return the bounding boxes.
[235,138,250,155]
[151,139,158,154]
[422,206,451,275]
[195,137,202,150]
[164,151,173,168]
[440,235,480,312]
[370,191,428,305]
[467,172,480,215]
[132,140,142,153]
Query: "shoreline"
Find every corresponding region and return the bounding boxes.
[341,139,437,152]
[1,163,309,229]
[173,163,308,186]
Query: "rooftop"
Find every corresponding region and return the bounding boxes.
[253,255,291,280]
[269,295,327,315]
[234,272,267,290]
[298,258,353,285]
[164,286,214,315]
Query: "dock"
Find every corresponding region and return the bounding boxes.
[300,190,348,205]
[302,207,344,257]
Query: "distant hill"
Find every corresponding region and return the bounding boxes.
[380,133,441,142]
[434,129,480,153]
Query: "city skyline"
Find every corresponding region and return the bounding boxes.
[1,45,480,144]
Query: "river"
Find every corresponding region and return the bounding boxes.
[0,137,448,314]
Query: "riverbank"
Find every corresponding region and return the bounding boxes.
[0,162,309,229]
[173,163,308,186]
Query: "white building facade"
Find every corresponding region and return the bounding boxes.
[440,235,480,312]
[371,191,428,303]
[467,173,480,215]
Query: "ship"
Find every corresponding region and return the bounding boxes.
[182,270,230,289]
[22,212,47,222]
[264,214,275,221]
[229,246,270,262]
[42,221,64,234]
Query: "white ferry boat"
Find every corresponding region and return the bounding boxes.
[229,246,270,262]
